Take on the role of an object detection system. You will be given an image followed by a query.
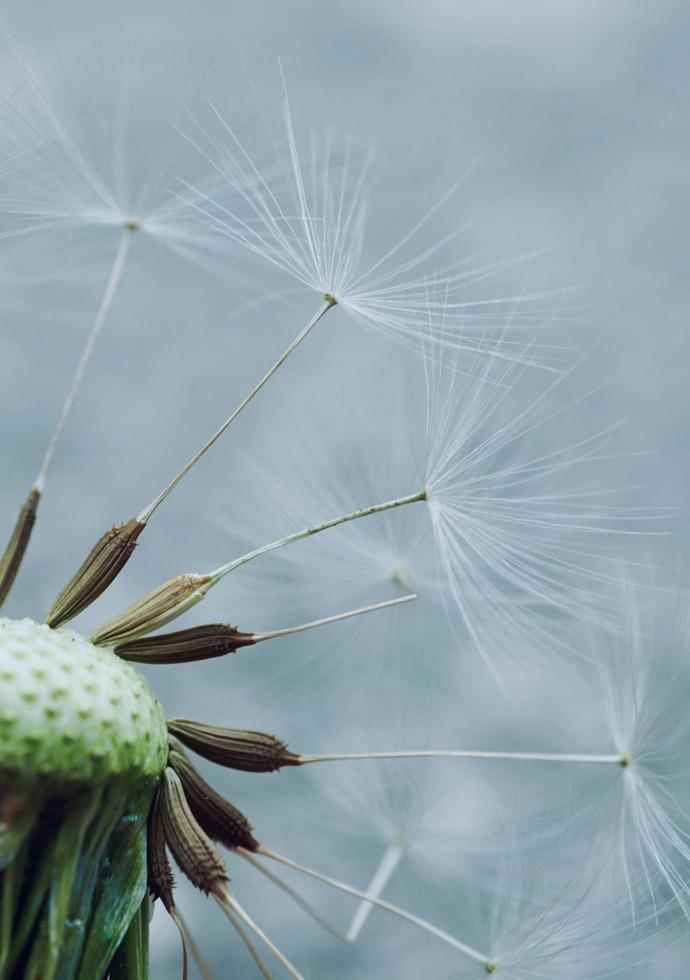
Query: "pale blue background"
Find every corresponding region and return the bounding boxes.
[0,2,688,977]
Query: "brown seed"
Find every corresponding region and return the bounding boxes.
[116,623,256,664]
[159,768,228,895]
[147,785,176,912]
[169,749,259,851]
[0,488,41,610]
[167,719,300,773]
[46,517,146,628]
[90,573,213,646]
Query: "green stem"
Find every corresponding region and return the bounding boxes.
[24,790,102,980]
[209,490,426,587]
[109,896,151,980]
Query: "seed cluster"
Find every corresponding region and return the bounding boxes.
[0,617,168,784]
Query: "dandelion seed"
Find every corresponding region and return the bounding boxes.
[178,77,568,363]
[0,52,214,258]
[566,582,690,926]
[206,331,667,681]
[40,84,576,637]
[115,594,415,664]
[0,51,226,617]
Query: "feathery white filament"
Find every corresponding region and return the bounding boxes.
[177,81,565,363]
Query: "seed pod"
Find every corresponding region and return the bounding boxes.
[116,623,256,664]
[46,518,146,628]
[91,573,213,646]
[159,767,228,894]
[169,749,259,851]
[167,719,300,773]
[0,488,40,610]
[147,785,176,912]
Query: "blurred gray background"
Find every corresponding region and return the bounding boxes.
[0,1,688,977]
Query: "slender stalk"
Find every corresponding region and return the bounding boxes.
[209,490,426,586]
[89,492,424,644]
[45,300,338,628]
[214,892,304,979]
[252,594,417,642]
[174,908,215,980]
[114,594,416,664]
[345,840,406,943]
[0,228,133,611]
[138,297,336,523]
[252,847,491,968]
[241,851,348,943]
[216,902,271,980]
[298,750,626,766]
[35,226,133,493]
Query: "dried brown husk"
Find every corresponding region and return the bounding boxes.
[46,518,146,628]
[167,719,300,773]
[159,768,227,895]
[90,573,213,646]
[116,623,256,664]
[168,749,258,851]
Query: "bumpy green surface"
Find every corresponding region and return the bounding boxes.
[0,617,168,784]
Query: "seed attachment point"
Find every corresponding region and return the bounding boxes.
[46,518,146,629]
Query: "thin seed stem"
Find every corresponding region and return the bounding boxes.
[346,840,406,943]
[217,902,272,979]
[252,847,491,968]
[88,495,423,644]
[174,907,215,980]
[214,891,304,979]
[298,750,626,766]
[252,594,417,642]
[138,297,336,523]
[240,851,348,943]
[210,490,426,586]
[35,226,133,493]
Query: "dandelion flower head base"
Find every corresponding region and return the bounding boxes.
[0,617,168,782]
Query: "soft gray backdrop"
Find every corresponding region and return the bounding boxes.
[0,2,688,977]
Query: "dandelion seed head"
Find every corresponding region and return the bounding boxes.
[0,45,222,266]
[582,582,690,925]
[0,34,679,980]
[177,78,569,360]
